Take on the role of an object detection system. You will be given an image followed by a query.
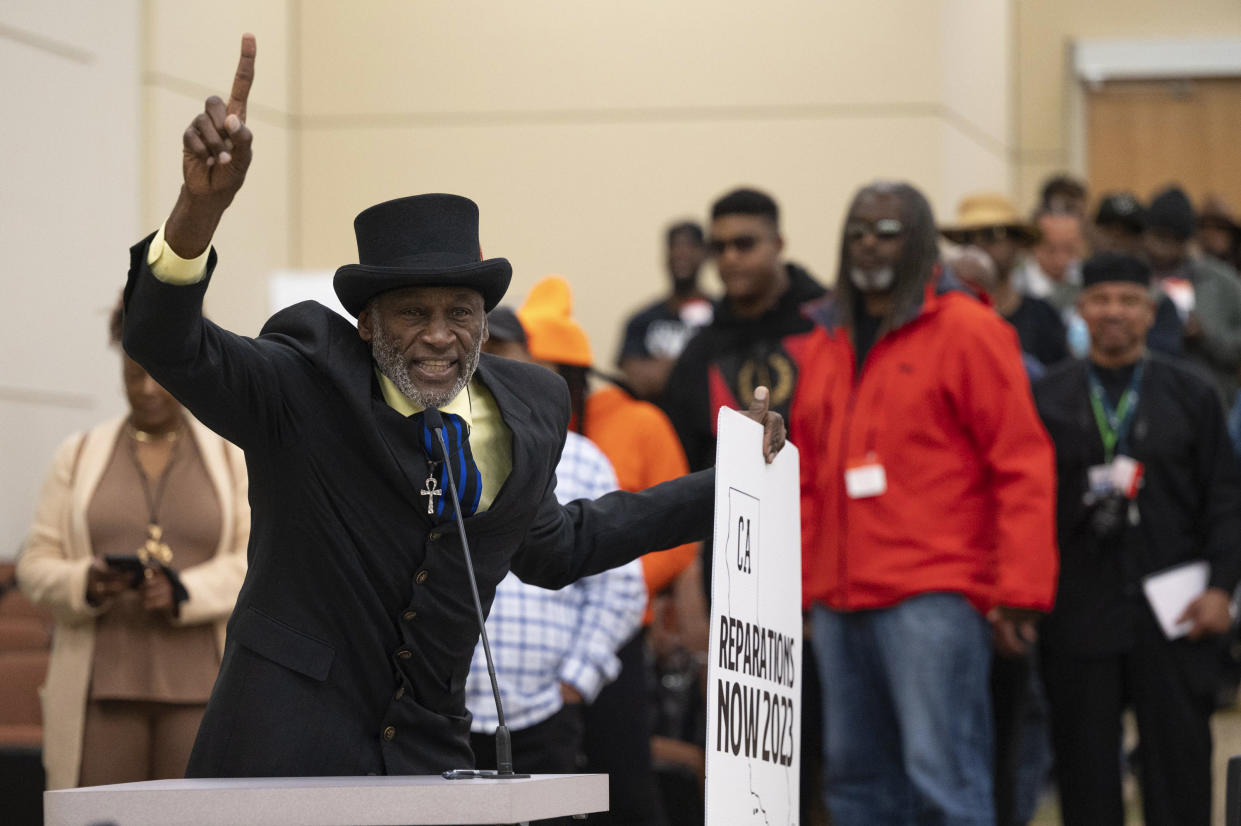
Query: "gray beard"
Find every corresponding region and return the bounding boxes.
[849,265,895,293]
[370,324,481,410]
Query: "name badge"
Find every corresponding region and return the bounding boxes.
[1087,463,1115,496]
[1111,455,1144,499]
[845,456,887,499]
[1086,457,1145,501]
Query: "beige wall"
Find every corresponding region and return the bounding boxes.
[941,0,1014,212]
[143,0,296,338]
[292,0,1013,368]
[1,1,141,558]
[1013,0,1241,209]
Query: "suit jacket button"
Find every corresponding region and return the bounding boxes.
[383,726,396,741]
[428,531,442,541]
[397,649,412,660]
[415,570,430,584]
[403,610,417,621]
[395,685,405,700]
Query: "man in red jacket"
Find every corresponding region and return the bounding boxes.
[792,181,1058,826]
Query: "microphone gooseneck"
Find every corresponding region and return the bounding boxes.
[425,409,526,780]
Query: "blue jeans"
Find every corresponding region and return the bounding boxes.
[812,594,995,826]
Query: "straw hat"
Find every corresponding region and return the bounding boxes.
[940,193,1036,244]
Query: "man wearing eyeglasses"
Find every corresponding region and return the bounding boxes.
[663,188,826,474]
[793,181,1057,826]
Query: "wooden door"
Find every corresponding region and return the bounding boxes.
[1086,78,1241,208]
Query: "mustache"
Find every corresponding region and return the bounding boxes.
[370,327,482,409]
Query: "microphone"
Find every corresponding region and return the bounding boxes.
[424,408,528,781]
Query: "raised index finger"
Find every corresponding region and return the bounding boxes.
[227,33,257,121]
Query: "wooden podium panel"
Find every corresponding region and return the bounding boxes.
[44,773,608,826]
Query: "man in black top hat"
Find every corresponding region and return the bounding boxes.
[1033,252,1241,826]
[121,35,785,780]
[1144,185,1241,406]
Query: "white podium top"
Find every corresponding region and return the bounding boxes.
[44,773,608,826]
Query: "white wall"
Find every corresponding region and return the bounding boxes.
[292,0,1014,363]
[1,1,142,557]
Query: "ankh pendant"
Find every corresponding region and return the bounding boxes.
[421,476,442,515]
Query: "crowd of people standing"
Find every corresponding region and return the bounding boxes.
[607,175,1241,826]
[16,30,1241,826]
[15,168,1241,826]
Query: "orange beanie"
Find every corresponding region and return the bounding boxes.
[517,276,593,367]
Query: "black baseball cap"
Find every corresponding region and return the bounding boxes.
[1094,192,1145,234]
[486,306,527,345]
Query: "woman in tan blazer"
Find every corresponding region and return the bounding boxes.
[18,306,249,789]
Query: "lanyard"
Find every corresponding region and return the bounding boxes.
[1086,359,1145,462]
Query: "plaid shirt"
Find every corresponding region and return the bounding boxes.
[466,431,646,731]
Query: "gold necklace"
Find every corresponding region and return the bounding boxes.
[127,425,182,443]
[125,431,181,566]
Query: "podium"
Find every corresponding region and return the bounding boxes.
[44,774,608,825]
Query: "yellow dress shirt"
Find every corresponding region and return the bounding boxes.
[146,224,513,511]
[375,372,511,512]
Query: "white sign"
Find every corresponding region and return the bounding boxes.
[706,408,802,826]
[268,270,353,321]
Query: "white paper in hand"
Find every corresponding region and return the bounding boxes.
[1142,561,1210,640]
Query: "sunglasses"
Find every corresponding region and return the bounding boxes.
[955,226,1012,245]
[845,218,904,242]
[708,235,761,256]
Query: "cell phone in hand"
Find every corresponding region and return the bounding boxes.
[103,554,146,587]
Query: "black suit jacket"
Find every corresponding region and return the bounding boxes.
[1032,354,1241,662]
[122,236,714,777]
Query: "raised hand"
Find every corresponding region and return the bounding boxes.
[166,34,256,258]
[183,34,255,201]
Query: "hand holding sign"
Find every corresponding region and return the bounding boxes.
[706,408,801,824]
[744,386,787,464]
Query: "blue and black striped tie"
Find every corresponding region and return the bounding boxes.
[415,411,483,523]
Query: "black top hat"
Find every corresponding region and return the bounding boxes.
[333,194,512,316]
